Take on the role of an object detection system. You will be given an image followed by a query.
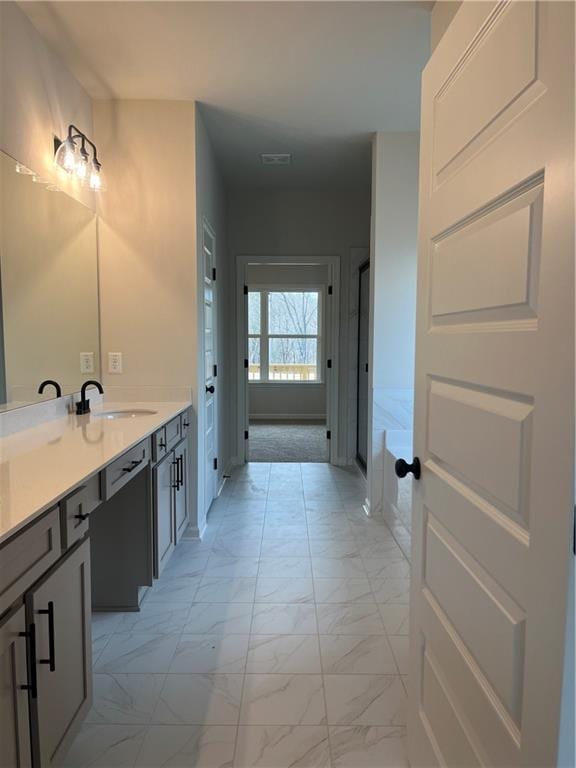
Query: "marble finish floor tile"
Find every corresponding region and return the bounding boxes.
[378,605,410,636]
[313,578,374,604]
[329,726,408,767]
[259,540,310,558]
[204,556,261,578]
[95,634,180,674]
[389,636,410,675]
[324,675,406,726]
[258,557,312,578]
[62,724,147,767]
[116,603,191,635]
[316,604,385,635]
[170,635,249,674]
[68,461,415,767]
[255,578,314,604]
[311,557,366,578]
[369,578,410,605]
[134,725,237,767]
[154,674,243,725]
[251,604,318,635]
[146,575,203,603]
[240,675,326,725]
[246,635,321,674]
[185,603,254,635]
[195,578,257,604]
[234,725,331,767]
[319,635,397,675]
[87,674,165,725]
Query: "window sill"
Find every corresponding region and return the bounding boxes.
[248,381,325,387]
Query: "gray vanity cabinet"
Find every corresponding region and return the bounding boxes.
[174,441,189,542]
[154,451,176,576]
[0,605,32,768]
[26,539,92,768]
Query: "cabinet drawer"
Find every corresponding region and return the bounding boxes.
[152,425,168,463]
[60,474,101,549]
[180,410,191,440]
[165,416,182,451]
[0,508,61,616]
[101,438,150,500]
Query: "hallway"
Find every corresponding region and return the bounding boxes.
[68,463,410,767]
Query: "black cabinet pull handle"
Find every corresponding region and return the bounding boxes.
[19,623,38,699]
[395,457,421,480]
[159,439,166,450]
[38,602,56,672]
[178,455,184,489]
[183,421,190,428]
[75,512,90,521]
[206,385,215,394]
[172,458,180,489]
[122,459,143,473]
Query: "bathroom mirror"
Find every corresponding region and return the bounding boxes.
[0,149,100,411]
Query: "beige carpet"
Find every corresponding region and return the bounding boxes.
[249,421,329,462]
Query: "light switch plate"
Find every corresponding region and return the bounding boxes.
[80,352,94,374]
[108,352,123,374]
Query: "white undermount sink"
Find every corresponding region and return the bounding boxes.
[95,409,158,420]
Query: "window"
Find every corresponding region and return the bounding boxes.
[248,288,322,382]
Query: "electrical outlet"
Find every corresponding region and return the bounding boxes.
[80,352,94,374]
[108,352,123,374]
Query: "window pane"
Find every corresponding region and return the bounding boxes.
[248,292,260,334]
[268,291,318,335]
[248,336,261,380]
[269,337,318,381]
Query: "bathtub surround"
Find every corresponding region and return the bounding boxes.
[367,133,419,516]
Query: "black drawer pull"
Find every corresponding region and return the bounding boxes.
[38,601,56,672]
[19,623,38,699]
[177,454,184,489]
[172,458,180,489]
[183,421,190,428]
[122,459,143,473]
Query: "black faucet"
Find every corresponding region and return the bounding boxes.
[76,380,104,415]
[38,380,62,398]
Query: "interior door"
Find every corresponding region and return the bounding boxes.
[203,221,218,513]
[409,2,574,767]
[356,261,370,471]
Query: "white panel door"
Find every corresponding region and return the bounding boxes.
[203,221,218,515]
[409,3,574,767]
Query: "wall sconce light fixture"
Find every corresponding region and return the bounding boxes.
[54,125,105,191]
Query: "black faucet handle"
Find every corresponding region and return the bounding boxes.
[38,380,62,398]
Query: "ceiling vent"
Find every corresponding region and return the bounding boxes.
[261,153,291,166]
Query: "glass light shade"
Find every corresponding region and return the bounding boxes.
[54,138,77,173]
[15,162,34,175]
[88,162,105,192]
[76,154,89,183]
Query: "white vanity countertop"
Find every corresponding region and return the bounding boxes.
[0,401,191,545]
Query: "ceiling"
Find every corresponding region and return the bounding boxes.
[22,2,431,188]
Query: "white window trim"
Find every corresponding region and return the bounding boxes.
[248,284,325,384]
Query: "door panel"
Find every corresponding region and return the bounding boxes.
[28,539,92,767]
[410,2,574,766]
[174,442,189,542]
[154,453,175,576]
[0,605,32,768]
[203,221,218,513]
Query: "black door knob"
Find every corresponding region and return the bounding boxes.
[395,457,421,480]
[206,385,215,394]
